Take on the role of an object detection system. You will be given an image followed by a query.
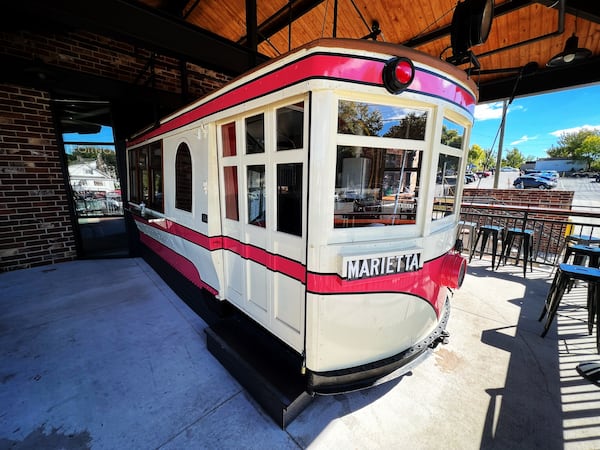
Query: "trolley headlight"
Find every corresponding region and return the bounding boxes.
[439,253,467,289]
[382,57,415,94]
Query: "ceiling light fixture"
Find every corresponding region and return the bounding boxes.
[447,0,494,67]
[546,33,591,67]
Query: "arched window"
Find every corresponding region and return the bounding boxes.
[175,143,192,212]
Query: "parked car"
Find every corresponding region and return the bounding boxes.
[476,170,492,178]
[513,175,556,189]
[465,172,477,183]
[570,170,597,178]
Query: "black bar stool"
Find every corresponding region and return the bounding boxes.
[555,234,600,266]
[563,244,600,268]
[496,228,534,277]
[539,263,600,353]
[561,244,600,295]
[456,220,477,255]
[469,225,504,270]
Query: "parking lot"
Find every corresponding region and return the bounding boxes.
[464,171,600,210]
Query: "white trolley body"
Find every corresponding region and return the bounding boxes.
[126,38,477,393]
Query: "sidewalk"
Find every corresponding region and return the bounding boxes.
[1,257,599,449]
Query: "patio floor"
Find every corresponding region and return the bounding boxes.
[1,256,599,449]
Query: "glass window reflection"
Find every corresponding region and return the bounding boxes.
[441,118,465,149]
[338,100,427,140]
[334,146,421,228]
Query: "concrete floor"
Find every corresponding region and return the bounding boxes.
[1,257,600,449]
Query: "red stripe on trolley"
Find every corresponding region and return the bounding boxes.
[307,256,450,314]
[221,237,307,283]
[139,233,218,296]
[133,216,305,283]
[128,53,475,146]
[134,216,449,314]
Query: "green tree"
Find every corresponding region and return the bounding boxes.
[502,147,525,169]
[578,135,600,170]
[547,129,600,160]
[468,144,485,168]
[482,148,496,170]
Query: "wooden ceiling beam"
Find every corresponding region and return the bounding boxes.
[237,0,325,46]
[402,0,536,48]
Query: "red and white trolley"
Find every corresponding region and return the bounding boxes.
[126,38,476,397]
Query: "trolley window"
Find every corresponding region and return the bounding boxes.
[277,102,304,150]
[128,148,139,203]
[432,118,465,220]
[224,166,239,221]
[128,141,164,213]
[334,146,422,228]
[338,100,427,140]
[247,165,266,227]
[222,122,237,157]
[175,143,192,212]
[440,118,465,149]
[246,114,265,154]
[277,163,303,236]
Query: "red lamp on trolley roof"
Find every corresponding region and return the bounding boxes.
[382,56,415,94]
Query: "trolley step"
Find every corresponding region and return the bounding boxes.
[205,314,312,429]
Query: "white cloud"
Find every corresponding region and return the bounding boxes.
[474,102,503,120]
[510,135,538,146]
[474,103,524,121]
[549,124,600,137]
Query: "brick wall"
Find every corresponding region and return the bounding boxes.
[0,30,231,271]
[0,30,231,100]
[0,84,77,271]
[462,188,574,209]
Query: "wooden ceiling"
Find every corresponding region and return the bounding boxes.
[141,0,600,102]
[4,0,600,104]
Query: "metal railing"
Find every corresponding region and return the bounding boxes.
[458,202,600,266]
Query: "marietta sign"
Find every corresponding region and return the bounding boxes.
[343,250,423,281]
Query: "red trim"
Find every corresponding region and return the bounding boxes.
[134,214,451,314]
[139,233,218,296]
[128,52,475,147]
[222,237,306,283]
[133,215,304,283]
[133,215,222,250]
[307,255,452,315]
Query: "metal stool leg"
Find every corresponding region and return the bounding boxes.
[496,231,512,270]
[539,269,561,321]
[522,234,530,278]
[588,282,596,335]
[469,230,483,263]
[490,230,499,270]
[541,271,569,337]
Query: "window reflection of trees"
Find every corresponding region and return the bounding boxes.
[338,101,427,140]
[440,118,465,149]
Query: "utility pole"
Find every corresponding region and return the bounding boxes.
[493,99,508,188]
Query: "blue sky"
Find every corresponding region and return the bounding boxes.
[471,83,600,160]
